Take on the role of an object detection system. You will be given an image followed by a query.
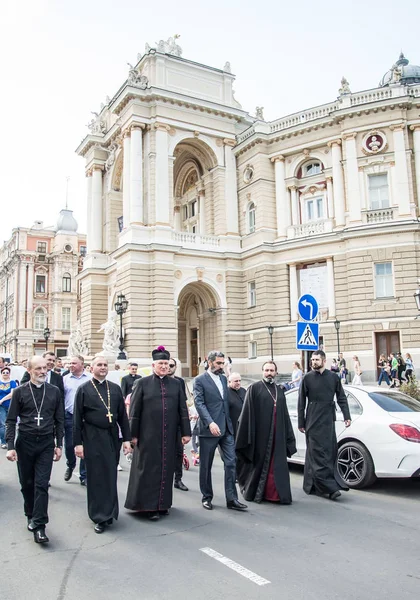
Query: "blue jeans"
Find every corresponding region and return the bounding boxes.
[378,370,390,386]
[64,411,86,480]
[0,405,8,444]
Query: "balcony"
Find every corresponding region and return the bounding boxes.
[172,232,220,248]
[287,219,333,239]
[364,208,394,224]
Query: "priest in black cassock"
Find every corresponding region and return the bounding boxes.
[6,356,64,544]
[298,350,351,500]
[73,356,132,534]
[236,361,296,504]
[125,346,191,520]
[227,372,246,437]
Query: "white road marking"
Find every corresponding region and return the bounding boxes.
[200,547,271,586]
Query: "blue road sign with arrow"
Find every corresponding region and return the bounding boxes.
[297,294,319,322]
[296,322,319,350]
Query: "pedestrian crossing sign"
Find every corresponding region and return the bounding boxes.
[296,322,319,350]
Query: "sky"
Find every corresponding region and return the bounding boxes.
[1,0,419,243]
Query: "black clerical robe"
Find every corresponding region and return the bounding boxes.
[236,381,296,504]
[73,378,130,524]
[125,374,190,512]
[227,387,246,437]
[298,369,351,495]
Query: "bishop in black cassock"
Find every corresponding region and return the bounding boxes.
[73,357,131,533]
[125,346,190,519]
[236,371,296,505]
[298,351,351,499]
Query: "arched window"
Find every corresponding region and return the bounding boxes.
[248,202,256,233]
[62,273,71,293]
[34,308,46,331]
[303,161,321,177]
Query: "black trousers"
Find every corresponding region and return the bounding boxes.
[199,432,238,502]
[16,433,54,528]
[174,427,183,482]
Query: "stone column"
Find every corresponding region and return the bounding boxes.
[91,166,103,252]
[326,257,336,318]
[392,123,411,216]
[198,191,206,234]
[328,140,345,226]
[122,129,131,228]
[343,133,362,223]
[173,205,182,231]
[289,186,299,225]
[155,123,170,225]
[86,170,92,253]
[27,262,34,315]
[289,263,298,321]
[224,139,239,235]
[130,124,144,224]
[326,176,334,219]
[410,124,420,207]
[272,156,290,238]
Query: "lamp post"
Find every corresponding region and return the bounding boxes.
[114,293,129,360]
[267,324,274,361]
[334,319,341,357]
[43,327,51,351]
[414,285,420,312]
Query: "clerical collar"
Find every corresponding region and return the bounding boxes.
[30,381,45,389]
[94,378,106,384]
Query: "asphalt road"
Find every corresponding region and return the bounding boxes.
[1,452,420,600]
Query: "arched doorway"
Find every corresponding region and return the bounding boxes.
[177,281,224,377]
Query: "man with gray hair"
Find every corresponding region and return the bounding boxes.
[193,351,247,512]
[227,372,246,437]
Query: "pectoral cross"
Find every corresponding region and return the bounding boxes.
[35,415,44,426]
[106,411,113,423]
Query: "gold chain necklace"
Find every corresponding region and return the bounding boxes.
[91,379,113,423]
[262,381,278,405]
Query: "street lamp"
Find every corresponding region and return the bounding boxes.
[114,293,129,360]
[414,286,420,312]
[334,319,341,357]
[267,324,274,361]
[43,327,51,351]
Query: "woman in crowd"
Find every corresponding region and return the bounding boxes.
[0,366,18,449]
[352,356,362,386]
[290,361,303,388]
[405,353,414,382]
[377,354,391,387]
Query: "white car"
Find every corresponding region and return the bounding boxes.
[285,385,420,488]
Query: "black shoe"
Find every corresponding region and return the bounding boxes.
[174,480,189,491]
[106,518,113,526]
[94,522,105,534]
[227,499,248,511]
[27,518,35,532]
[202,500,213,510]
[159,509,170,516]
[80,479,87,487]
[329,490,342,501]
[64,467,74,482]
[148,511,160,521]
[34,528,49,544]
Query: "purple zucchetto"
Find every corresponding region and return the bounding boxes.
[152,345,170,361]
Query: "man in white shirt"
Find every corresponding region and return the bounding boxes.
[63,355,91,486]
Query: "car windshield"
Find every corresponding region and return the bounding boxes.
[368,391,420,412]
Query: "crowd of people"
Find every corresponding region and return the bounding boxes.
[2,341,414,545]
[2,347,356,546]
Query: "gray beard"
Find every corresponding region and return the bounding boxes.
[263,377,274,384]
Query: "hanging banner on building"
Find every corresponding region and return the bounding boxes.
[299,265,328,309]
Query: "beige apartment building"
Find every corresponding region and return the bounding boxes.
[77,40,420,380]
[0,210,86,361]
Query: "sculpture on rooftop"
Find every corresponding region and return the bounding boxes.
[127,63,149,89]
[338,76,351,96]
[255,106,265,120]
[143,35,183,57]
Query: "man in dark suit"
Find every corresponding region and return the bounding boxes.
[120,363,141,399]
[21,352,64,402]
[193,350,247,512]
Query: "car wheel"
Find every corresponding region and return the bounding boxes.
[336,441,376,489]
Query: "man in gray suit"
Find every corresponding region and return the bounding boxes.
[193,351,247,512]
